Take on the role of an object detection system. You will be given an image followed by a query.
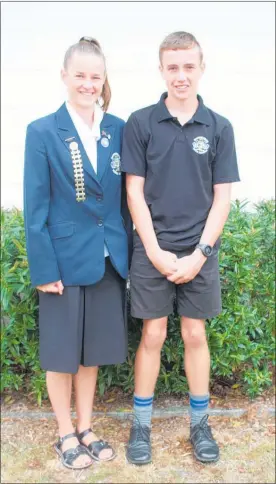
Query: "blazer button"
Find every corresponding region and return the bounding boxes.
[97,219,103,227]
[96,195,103,202]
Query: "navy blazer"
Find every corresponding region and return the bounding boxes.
[24,103,132,287]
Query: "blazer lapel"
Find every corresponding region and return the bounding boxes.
[97,117,115,182]
[55,103,99,184]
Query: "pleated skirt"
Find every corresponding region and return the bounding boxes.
[38,258,127,374]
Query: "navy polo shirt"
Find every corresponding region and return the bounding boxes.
[121,93,240,251]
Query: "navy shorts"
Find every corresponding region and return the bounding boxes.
[130,239,222,320]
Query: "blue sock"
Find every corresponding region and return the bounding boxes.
[189,393,210,427]
[133,394,154,428]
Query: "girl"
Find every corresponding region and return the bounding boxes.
[24,37,131,470]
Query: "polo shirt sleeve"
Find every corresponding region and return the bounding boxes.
[121,114,147,177]
[212,123,240,184]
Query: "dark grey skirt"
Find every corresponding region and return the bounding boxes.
[38,258,128,374]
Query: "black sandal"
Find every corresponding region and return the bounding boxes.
[77,428,116,462]
[54,432,93,470]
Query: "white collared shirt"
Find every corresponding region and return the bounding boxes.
[66,101,109,257]
[66,101,103,174]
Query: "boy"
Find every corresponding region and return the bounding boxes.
[121,31,240,465]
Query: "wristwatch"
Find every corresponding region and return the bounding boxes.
[195,243,213,257]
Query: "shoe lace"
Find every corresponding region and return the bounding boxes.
[192,415,213,442]
[128,413,150,442]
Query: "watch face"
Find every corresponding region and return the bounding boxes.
[205,245,212,256]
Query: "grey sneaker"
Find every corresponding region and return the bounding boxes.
[190,415,220,463]
[126,417,152,465]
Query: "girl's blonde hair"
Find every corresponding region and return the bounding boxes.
[63,37,111,111]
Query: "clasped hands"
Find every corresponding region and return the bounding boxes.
[149,247,207,284]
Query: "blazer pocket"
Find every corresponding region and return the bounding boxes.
[48,222,75,239]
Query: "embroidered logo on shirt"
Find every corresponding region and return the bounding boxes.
[192,136,210,154]
[110,152,121,175]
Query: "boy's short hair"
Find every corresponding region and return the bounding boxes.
[159,31,203,64]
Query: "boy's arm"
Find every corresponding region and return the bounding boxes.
[126,174,177,276]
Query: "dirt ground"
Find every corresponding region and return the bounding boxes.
[1,410,275,484]
[2,384,275,413]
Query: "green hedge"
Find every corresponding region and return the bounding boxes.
[1,200,275,403]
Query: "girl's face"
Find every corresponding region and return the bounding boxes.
[61,51,106,110]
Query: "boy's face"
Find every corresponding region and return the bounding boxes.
[159,46,204,102]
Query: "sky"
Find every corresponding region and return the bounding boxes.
[1,1,275,208]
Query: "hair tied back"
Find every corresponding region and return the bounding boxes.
[79,36,101,50]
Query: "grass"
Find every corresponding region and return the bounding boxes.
[1,414,275,483]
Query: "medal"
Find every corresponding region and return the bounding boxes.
[69,141,79,151]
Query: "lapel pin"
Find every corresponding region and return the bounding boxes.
[101,137,110,148]
[101,130,111,140]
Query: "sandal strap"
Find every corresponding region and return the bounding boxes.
[88,439,113,457]
[59,432,77,444]
[76,428,115,460]
[62,444,90,466]
[77,428,93,441]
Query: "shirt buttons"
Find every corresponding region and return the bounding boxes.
[97,219,103,227]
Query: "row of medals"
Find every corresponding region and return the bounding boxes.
[69,135,110,202]
[69,142,86,202]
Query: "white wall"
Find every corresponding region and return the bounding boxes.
[1,1,275,209]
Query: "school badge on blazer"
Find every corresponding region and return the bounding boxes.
[110,152,121,175]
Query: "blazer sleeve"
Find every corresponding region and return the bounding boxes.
[121,171,133,269]
[24,124,61,286]
[119,120,133,269]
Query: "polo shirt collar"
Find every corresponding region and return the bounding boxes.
[156,92,211,126]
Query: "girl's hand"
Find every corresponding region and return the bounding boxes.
[37,280,64,295]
